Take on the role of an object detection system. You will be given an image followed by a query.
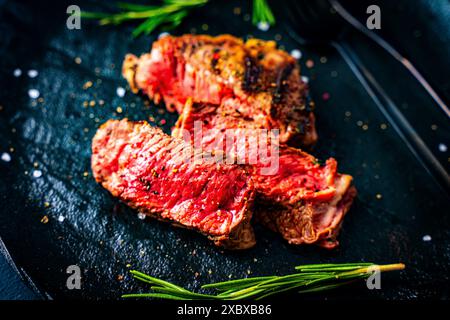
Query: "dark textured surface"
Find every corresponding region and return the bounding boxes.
[0,238,41,300]
[0,0,449,300]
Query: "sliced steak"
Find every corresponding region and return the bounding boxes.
[256,176,357,249]
[91,119,256,249]
[119,34,356,249]
[122,34,317,147]
[173,100,338,205]
[172,101,356,248]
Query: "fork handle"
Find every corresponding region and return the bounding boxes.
[334,41,450,196]
[330,0,450,119]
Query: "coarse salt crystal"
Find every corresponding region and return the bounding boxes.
[1,152,11,162]
[58,215,66,222]
[32,169,42,178]
[290,49,302,60]
[116,87,126,97]
[137,213,146,220]
[13,69,22,77]
[301,76,309,84]
[438,143,447,152]
[422,235,432,242]
[28,89,40,99]
[158,32,170,39]
[257,21,270,32]
[27,70,38,78]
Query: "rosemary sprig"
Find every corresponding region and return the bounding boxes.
[252,0,275,26]
[82,0,208,37]
[82,0,277,37]
[122,262,405,300]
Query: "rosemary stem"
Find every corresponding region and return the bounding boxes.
[337,263,406,279]
[124,263,405,300]
[375,263,406,272]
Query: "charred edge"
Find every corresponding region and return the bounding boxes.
[211,48,221,74]
[123,55,139,93]
[242,56,261,92]
[272,63,295,104]
[214,219,256,249]
[304,94,314,113]
[296,117,309,136]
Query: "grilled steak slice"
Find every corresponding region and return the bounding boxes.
[173,100,338,205]
[122,34,317,147]
[255,176,356,249]
[91,119,256,249]
[173,101,356,248]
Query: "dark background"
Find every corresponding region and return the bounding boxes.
[0,0,449,300]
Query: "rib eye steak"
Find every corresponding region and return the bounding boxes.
[91,119,256,249]
[122,34,317,147]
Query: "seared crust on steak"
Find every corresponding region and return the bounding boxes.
[122,34,317,147]
[92,119,256,249]
[255,176,356,248]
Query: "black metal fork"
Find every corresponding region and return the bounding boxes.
[278,0,450,194]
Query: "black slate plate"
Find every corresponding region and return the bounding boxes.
[0,0,449,300]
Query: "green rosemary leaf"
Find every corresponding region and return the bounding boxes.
[296,262,374,272]
[122,293,187,300]
[252,0,275,26]
[298,280,357,294]
[254,281,312,300]
[163,10,189,29]
[150,286,218,300]
[132,15,166,37]
[130,270,190,292]
[80,11,115,19]
[82,0,277,37]
[225,288,267,300]
[202,276,275,290]
[82,0,207,36]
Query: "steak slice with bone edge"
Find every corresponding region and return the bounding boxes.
[91,119,256,249]
[122,34,317,147]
